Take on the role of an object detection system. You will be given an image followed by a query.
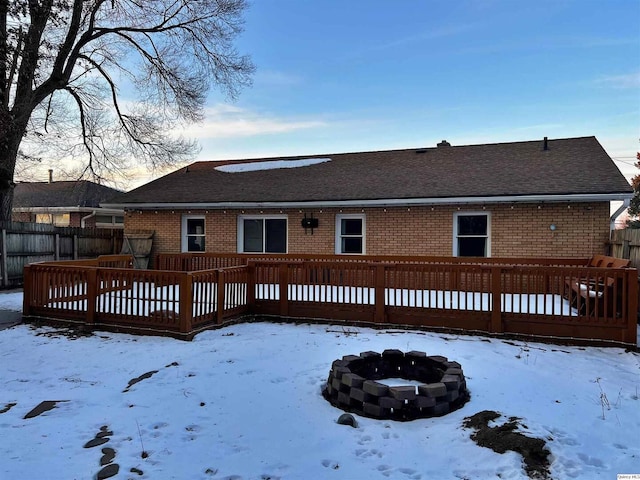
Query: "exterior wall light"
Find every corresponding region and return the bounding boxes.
[549,224,557,231]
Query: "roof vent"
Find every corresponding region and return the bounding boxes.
[543,136,549,151]
[48,169,53,183]
[415,149,427,154]
[437,140,451,148]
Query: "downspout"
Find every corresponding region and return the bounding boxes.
[81,211,97,228]
[610,199,630,235]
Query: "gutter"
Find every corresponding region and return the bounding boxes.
[102,193,633,210]
[81,211,96,228]
[12,206,125,215]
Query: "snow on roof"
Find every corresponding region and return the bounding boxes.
[215,157,331,173]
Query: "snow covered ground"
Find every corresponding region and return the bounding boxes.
[0,291,639,479]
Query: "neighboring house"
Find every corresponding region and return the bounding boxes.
[103,136,632,259]
[12,172,125,229]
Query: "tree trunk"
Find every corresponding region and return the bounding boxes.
[0,182,13,222]
[0,109,23,223]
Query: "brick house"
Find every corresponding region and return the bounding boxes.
[104,136,632,260]
[12,173,125,229]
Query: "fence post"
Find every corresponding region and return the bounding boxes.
[279,263,289,317]
[1,228,7,288]
[246,262,256,312]
[22,265,31,316]
[180,273,193,333]
[54,233,60,261]
[626,270,638,344]
[374,264,386,323]
[216,269,225,324]
[621,238,630,262]
[85,268,97,324]
[73,234,78,260]
[490,266,503,333]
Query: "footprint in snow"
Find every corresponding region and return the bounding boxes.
[377,465,421,479]
[321,459,340,469]
[577,453,605,468]
[355,448,383,459]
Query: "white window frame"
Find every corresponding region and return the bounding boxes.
[453,211,491,257]
[335,214,366,255]
[95,214,124,228]
[237,215,288,253]
[181,215,206,252]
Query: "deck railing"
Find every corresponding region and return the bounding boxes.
[22,262,250,336]
[156,252,590,270]
[22,254,638,344]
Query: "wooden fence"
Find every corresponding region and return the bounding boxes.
[610,228,640,269]
[0,222,123,288]
[22,254,638,345]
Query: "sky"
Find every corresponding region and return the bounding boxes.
[1,286,639,479]
[25,0,640,188]
[166,0,639,186]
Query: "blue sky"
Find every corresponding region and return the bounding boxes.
[140,0,639,185]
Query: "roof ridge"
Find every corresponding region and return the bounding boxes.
[188,136,598,165]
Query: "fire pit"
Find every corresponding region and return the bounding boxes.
[322,350,469,421]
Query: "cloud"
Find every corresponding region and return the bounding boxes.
[181,105,328,139]
[596,72,640,89]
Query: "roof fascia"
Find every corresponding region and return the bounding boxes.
[12,206,124,214]
[103,193,633,210]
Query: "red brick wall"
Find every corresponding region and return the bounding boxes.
[124,202,610,259]
[11,212,33,222]
[69,212,83,227]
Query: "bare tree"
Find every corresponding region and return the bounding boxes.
[0,0,254,220]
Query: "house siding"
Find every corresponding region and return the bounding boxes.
[124,202,610,261]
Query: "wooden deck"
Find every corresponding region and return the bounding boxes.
[22,253,638,345]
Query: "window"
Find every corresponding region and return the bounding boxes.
[182,216,206,252]
[95,214,124,227]
[35,213,69,226]
[453,212,490,257]
[335,214,365,254]
[237,216,287,253]
[35,213,53,224]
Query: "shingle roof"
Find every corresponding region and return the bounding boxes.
[13,181,123,208]
[105,136,632,207]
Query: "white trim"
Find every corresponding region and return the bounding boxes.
[13,206,124,214]
[181,215,206,253]
[453,211,491,257]
[102,192,632,210]
[237,215,288,253]
[335,214,366,255]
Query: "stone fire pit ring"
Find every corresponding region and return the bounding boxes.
[322,350,469,421]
